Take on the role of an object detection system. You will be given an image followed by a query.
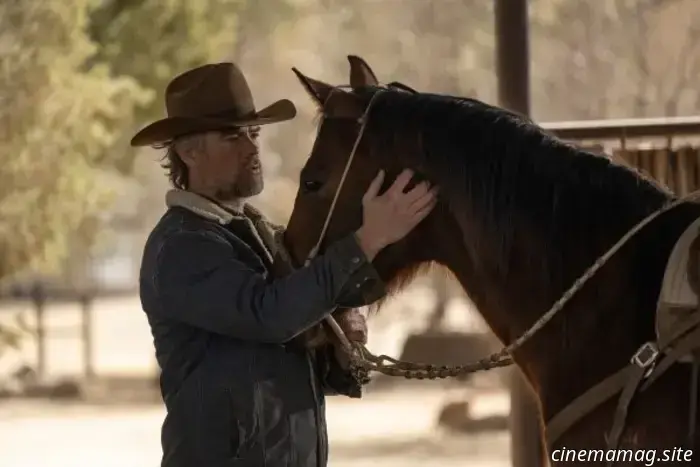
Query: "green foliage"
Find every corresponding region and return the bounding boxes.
[88,0,244,125]
[0,0,147,281]
[0,312,33,355]
[0,0,287,353]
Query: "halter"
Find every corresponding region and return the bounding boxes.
[298,83,414,367]
[302,86,385,267]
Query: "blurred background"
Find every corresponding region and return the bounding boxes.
[2,0,700,466]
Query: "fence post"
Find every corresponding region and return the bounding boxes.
[80,291,95,379]
[31,282,47,379]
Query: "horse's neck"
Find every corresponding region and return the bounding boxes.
[437,167,692,416]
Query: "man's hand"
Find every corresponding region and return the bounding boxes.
[334,308,368,345]
[296,309,367,350]
[355,169,439,260]
[329,308,367,370]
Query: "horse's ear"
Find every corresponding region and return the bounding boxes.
[348,55,379,89]
[292,67,333,108]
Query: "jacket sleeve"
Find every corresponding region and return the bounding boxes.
[151,229,374,343]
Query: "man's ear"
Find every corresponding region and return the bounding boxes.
[173,134,204,167]
[292,67,335,107]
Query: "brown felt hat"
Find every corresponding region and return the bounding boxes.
[130,62,297,147]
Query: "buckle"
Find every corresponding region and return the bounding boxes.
[631,342,659,370]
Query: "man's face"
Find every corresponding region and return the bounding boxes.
[183,126,263,201]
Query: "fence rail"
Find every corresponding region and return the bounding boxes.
[542,116,700,195]
[1,283,95,380]
[542,115,700,141]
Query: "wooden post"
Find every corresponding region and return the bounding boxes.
[80,292,95,379]
[509,371,545,466]
[31,282,47,379]
[494,1,547,466]
[427,271,449,331]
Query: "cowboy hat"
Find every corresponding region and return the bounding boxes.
[130,62,297,147]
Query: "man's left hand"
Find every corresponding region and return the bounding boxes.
[334,308,368,345]
[330,308,367,370]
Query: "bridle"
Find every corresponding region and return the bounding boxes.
[298,83,403,381]
[302,86,386,267]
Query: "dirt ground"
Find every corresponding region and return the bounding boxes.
[0,292,510,466]
[0,387,510,467]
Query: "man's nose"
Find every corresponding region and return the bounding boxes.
[244,134,259,150]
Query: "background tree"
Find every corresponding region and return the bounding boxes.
[0,0,145,348]
[0,0,273,352]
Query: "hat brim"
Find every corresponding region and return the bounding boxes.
[130,99,297,147]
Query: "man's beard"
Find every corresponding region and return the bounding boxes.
[216,169,264,201]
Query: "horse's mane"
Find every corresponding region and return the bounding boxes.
[357,88,676,298]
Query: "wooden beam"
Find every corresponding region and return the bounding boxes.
[541,116,700,141]
[494,1,546,466]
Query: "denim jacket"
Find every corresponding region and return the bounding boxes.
[139,189,382,467]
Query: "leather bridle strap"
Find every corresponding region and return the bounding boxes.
[545,313,700,450]
[300,87,385,356]
[303,89,385,267]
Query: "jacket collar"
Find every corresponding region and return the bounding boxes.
[165,189,266,225]
[165,189,280,265]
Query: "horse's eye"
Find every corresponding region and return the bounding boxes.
[302,180,323,194]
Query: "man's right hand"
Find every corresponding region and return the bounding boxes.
[355,169,439,260]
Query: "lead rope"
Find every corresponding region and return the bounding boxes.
[342,188,700,382]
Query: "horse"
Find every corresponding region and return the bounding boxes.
[277,55,700,465]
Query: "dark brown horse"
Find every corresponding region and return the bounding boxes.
[281,55,700,465]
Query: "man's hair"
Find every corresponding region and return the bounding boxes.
[154,134,205,190]
[159,145,189,189]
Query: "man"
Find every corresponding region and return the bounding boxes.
[132,62,438,467]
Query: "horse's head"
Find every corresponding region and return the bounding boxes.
[284,56,460,308]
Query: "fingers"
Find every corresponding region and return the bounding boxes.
[349,331,368,345]
[410,196,439,224]
[409,186,439,212]
[336,309,368,343]
[401,180,430,205]
[363,169,385,203]
[406,186,439,224]
[385,169,414,198]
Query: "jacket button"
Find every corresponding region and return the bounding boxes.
[351,257,360,264]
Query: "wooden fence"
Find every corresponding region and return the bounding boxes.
[1,283,95,381]
[542,115,700,195]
